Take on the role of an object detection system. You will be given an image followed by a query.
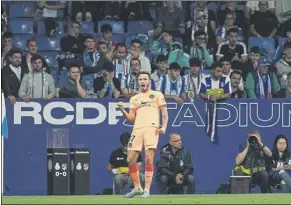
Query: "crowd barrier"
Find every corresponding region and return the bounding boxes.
[3,98,291,195]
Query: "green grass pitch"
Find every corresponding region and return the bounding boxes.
[2,194,291,204]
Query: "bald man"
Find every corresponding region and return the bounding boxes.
[156,133,195,194]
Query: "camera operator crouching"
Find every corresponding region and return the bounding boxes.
[234,130,272,193]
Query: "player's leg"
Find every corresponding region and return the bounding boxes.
[142,127,159,198]
[125,130,143,198]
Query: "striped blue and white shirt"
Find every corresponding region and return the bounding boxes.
[160,74,185,96]
[200,75,232,94]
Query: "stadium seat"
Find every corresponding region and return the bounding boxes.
[39,51,59,68]
[145,51,153,62]
[127,21,153,34]
[59,69,68,86]
[13,35,31,51]
[9,2,36,18]
[98,21,124,34]
[10,19,34,34]
[278,37,288,46]
[112,33,125,43]
[50,70,58,85]
[125,33,150,51]
[174,37,183,46]
[37,21,65,35]
[80,21,95,34]
[248,37,275,61]
[82,75,94,90]
[201,70,211,76]
[37,35,61,51]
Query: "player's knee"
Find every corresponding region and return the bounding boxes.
[187,175,195,184]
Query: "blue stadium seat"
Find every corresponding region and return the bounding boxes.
[145,51,153,62]
[278,37,288,46]
[37,35,61,51]
[98,21,124,34]
[248,37,275,61]
[37,21,65,35]
[112,33,125,43]
[125,33,150,51]
[9,2,36,18]
[80,21,95,34]
[174,37,183,46]
[201,70,211,76]
[10,19,34,34]
[13,35,31,51]
[127,21,153,34]
[50,70,58,85]
[82,75,94,90]
[59,69,68,86]
[39,51,59,68]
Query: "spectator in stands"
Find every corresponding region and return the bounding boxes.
[97,42,108,54]
[216,11,244,45]
[96,24,117,50]
[160,62,185,104]
[216,28,248,65]
[230,70,246,98]
[151,54,168,90]
[2,32,19,68]
[245,56,280,98]
[217,1,246,31]
[182,58,204,101]
[82,35,108,78]
[93,61,121,99]
[168,42,190,69]
[150,31,176,57]
[155,1,185,37]
[275,0,291,27]
[124,1,150,21]
[220,58,244,90]
[2,50,27,104]
[189,1,217,35]
[121,58,141,98]
[56,64,87,98]
[21,39,49,74]
[234,129,272,193]
[108,132,144,195]
[245,0,275,20]
[276,72,291,98]
[104,1,122,20]
[199,62,232,101]
[275,42,291,88]
[190,9,216,49]
[60,21,85,56]
[268,134,291,193]
[19,55,55,101]
[156,133,195,194]
[127,39,151,74]
[240,46,261,81]
[184,30,214,70]
[249,1,278,38]
[71,1,101,24]
[273,26,291,64]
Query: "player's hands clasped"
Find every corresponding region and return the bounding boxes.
[117,102,125,111]
[157,128,166,135]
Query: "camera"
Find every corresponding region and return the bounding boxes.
[248,136,259,148]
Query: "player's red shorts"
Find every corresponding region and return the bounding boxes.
[128,127,159,151]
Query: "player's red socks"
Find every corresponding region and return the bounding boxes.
[145,163,154,190]
[129,164,141,189]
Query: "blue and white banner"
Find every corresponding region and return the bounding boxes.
[3,99,291,196]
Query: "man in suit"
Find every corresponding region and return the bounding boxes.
[2,50,28,104]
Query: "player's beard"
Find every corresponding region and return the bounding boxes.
[139,84,149,92]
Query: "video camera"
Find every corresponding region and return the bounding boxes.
[248,136,260,149]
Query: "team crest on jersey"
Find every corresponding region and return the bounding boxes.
[149,94,155,99]
[220,81,225,87]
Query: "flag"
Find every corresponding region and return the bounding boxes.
[1,92,8,139]
[206,101,217,143]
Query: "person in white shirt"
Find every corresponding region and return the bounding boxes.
[220,57,244,90]
[160,62,185,104]
[182,58,205,101]
[199,62,231,101]
[151,54,168,90]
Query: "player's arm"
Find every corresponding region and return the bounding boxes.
[117,101,136,123]
[160,105,168,133]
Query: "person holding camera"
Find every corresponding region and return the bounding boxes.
[234,130,272,193]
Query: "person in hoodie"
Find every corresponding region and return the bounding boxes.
[156,133,195,194]
[275,42,291,89]
[273,25,291,64]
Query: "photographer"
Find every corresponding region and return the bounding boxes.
[234,130,272,193]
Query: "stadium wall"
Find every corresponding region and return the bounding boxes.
[3,99,291,195]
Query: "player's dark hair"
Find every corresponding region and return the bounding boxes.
[137,71,151,79]
[120,132,131,146]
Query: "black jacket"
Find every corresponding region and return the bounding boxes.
[2,64,28,98]
[156,144,194,179]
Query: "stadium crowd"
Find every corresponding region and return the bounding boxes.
[1,0,291,195]
[1,1,291,103]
